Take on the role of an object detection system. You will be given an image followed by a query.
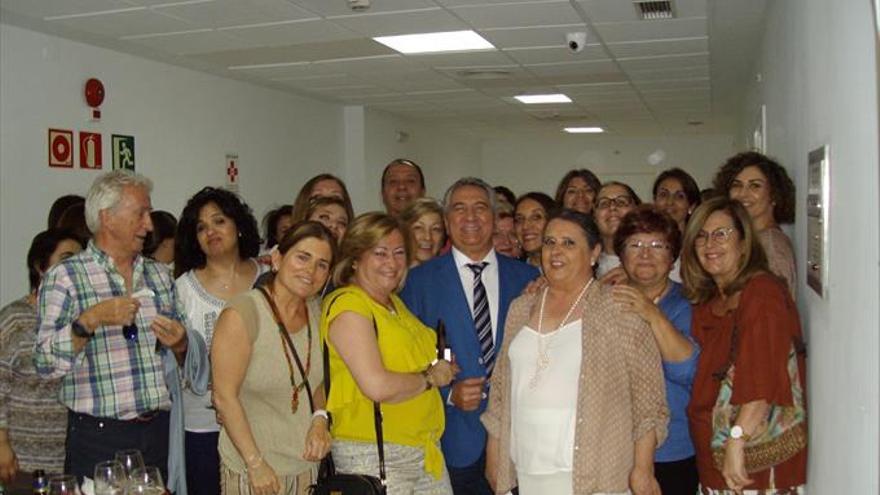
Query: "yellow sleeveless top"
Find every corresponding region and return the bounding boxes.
[320,286,445,478]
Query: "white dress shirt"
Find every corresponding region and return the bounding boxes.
[451,246,501,343]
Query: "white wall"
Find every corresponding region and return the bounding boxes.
[480,133,736,200]
[362,108,483,210]
[742,0,880,491]
[0,23,344,303]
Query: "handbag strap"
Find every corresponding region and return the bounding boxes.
[712,293,807,381]
[323,291,387,485]
[257,286,315,414]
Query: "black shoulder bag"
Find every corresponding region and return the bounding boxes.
[262,289,387,495]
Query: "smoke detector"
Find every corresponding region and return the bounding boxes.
[348,0,371,12]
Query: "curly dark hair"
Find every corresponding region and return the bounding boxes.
[613,205,682,262]
[175,187,261,277]
[712,151,795,224]
[554,169,601,205]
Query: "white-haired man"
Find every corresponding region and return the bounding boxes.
[35,171,198,483]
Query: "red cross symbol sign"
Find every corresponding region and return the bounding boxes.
[225,154,239,192]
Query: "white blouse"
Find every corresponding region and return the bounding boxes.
[507,320,582,475]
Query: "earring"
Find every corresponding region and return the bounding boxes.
[272,265,278,273]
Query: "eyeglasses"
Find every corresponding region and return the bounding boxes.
[595,195,634,210]
[624,240,670,254]
[694,227,737,246]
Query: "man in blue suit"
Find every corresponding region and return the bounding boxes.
[401,177,539,494]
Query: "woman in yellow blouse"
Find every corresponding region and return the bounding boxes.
[321,212,457,494]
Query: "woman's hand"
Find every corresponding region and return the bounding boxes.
[629,464,660,495]
[303,416,332,461]
[427,359,457,388]
[722,439,754,493]
[613,285,661,323]
[521,275,548,295]
[599,266,628,286]
[248,459,281,495]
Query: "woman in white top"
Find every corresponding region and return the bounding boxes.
[483,209,667,495]
[174,187,267,495]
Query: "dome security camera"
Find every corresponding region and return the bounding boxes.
[566,32,587,53]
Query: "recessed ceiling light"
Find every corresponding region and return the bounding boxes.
[514,94,572,104]
[373,30,494,54]
[564,127,605,133]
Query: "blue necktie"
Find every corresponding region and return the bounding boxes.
[467,262,495,375]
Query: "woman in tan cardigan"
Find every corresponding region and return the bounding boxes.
[482,209,669,495]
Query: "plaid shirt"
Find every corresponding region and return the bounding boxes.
[35,241,174,420]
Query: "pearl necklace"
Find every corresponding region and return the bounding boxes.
[529,277,594,388]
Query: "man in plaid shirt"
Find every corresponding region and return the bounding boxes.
[35,171,189,481]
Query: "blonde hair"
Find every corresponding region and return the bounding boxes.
[680,197,769,304]
[332,212,411,288]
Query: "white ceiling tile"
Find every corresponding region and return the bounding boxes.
[523,59,618,77]
[217,19,359,47]
[628,65,709,81]
[634,78,710,90]
[125,29,258,54]
[271,73,353,87]
[46,8,196,37]
[289,0,437,17]
[593,17,707,43]
[503,44,606,64]
[607,37,708,58]
[618,52,708,71]
[314,54,421,73]
[450,1,580,29]
[153,0,316,28]
[230,62,344,79]
[0,0,129,18]
[327,8,467,37]
[435,0,545,6]
[479,24,593,49]
[406,50,514,68]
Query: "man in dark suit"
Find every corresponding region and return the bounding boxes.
[401,177,539,495]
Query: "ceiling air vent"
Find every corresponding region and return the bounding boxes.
[634,1,674,20]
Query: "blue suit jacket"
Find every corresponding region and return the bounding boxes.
[400,251,539,467]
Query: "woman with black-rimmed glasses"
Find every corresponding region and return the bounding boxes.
[593,182,642,277]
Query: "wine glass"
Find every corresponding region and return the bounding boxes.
[48,475,79,495]
[94,460,126,495]
[129,466,164,490]
[114,449,145,479]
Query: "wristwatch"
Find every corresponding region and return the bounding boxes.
[71,319,93,338]
[730,425,751,442]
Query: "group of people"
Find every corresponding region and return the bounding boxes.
[0,151,806,495]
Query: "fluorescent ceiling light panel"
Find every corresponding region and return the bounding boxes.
[373,30,494,54]
[564,127,605,133]
[514,94,572,104]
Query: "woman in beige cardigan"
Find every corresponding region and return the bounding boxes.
[482,209,669,495]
